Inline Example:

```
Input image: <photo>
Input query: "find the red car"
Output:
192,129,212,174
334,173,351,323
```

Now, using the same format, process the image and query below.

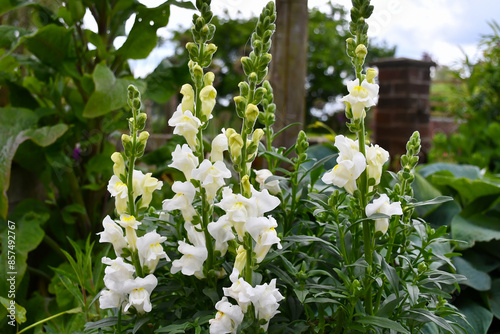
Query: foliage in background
0,0,193,331
429,21,500,173
411,162,500,333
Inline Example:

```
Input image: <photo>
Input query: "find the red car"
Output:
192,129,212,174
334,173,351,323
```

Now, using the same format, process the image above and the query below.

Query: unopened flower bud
252,128,264,144
245,103,259,124
366,68,378,84
225,128,236,140
241,175,251,197
199,85,217,119
355,44,368,60
229,133,243,159
192,64,203,80
121,134,132,151
138,131,150,145
180,84,195,112
136,112,147,131
204,72,215,86
205,43,217,55
111,152,125,178
346,38,356,56
234,96,247,115
132,97,141,110
128,84,140,100
234,245,246,273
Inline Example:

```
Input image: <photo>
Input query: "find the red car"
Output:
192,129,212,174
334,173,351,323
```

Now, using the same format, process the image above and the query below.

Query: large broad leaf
0,0,31,15
83,63,145,118
418,163,482,180
431,175,500,206
451,214,500,249
455,300,493,334
0,108,68,218
0,211,48,298
452,256,491,291
144,59,189,104
412,173,445,217
23,24,76,70
487,279,500,320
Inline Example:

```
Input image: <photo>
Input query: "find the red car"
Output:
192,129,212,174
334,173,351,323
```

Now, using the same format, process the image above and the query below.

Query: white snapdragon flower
137,172,163,208
250,186,281,217
169,144,199,180
366,144,389,185
171,240,207,279
99,289,127,309
192,159,231,202
365,194,403,235
251,279,284,330
208,215,235,255
209,297,244,334
111,152,125,178
255,169,281,195
322,135,367,194
233,245,247,274
98,216,128,256
180,84,195,113
168,104,202,149
246,216,282,263
102,257,135,292
107,175,129,214
184,221,206,248
216,187,257,238
123,274,158,314
162,181,197,221
136,231,169,273
211,130,228,162
223,268,254,312
341,77,379,119
118,215,139,250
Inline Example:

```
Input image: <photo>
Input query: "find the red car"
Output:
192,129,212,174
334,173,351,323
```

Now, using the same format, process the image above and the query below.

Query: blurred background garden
1,0,500,333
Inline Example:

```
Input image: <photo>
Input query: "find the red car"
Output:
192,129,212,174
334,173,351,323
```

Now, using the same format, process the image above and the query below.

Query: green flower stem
245,236,253,285
201,188,214,272
127,109,138,217
17,307,82,334
132,249,144,278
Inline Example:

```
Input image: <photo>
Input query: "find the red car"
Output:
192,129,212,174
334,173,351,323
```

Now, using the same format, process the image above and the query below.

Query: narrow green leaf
357,315,410,334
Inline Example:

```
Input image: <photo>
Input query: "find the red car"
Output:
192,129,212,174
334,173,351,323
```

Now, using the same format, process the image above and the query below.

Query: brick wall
371,58,436,162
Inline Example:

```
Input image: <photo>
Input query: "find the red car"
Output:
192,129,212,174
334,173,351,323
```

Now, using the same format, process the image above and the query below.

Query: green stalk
126,108,138,217
201,188,214,272
18,307,81,333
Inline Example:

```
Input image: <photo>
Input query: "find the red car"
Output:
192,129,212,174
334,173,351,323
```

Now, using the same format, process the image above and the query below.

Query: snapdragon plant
87,0,469,333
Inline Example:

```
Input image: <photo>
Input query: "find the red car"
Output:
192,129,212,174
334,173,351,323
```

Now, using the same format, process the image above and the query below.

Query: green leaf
23,24,76,70
453,256,491,291
83,63,145,118
432,175,500,206
487,279,500,320
357,315,410,334
455,300,493,334
144,59,189,104
419,163,482,180
452,214,500,249
405,308,454,332
0,296,27,324
116,3,171,59
0,211,48,298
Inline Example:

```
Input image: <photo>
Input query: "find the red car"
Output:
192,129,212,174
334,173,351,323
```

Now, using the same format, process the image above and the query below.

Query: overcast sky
86,0,500,77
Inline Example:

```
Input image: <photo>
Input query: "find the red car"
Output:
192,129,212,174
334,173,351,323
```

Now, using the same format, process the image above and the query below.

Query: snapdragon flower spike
223,268,255,313
341,77,379,120
162,181,197,222
365,194,403,235
168,104,202,149
136,231,170,273
123,274,158,314
99,257,135,309
209,297,244,334
169,144,199,180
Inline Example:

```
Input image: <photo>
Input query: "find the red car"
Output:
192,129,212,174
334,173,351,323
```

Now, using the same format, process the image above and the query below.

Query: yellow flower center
352,86,368,98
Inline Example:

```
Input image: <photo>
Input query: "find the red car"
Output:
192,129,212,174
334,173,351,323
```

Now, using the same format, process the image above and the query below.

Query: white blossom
341,78,379,119
123,274,158,314
168,104,202,149
171,240,207,279
192,159,231,202
162,181,197,221
251,279,284,330
169,144,199,180
107,175,129,214
136,231,169,273
98,216,128,256
255,169,281,195
365,194,403,235
223,268,255,312
366,144,389,185
102,257,135,292
209,297,244,334
246,216,282,263
208,215,235,255
99,289,127,309
211,130,228,162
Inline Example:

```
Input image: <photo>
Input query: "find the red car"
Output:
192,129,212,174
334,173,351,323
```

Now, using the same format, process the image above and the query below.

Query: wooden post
270,0,308,150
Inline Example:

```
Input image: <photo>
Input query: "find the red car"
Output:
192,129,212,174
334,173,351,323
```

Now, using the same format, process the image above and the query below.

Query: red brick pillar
371,58,435,162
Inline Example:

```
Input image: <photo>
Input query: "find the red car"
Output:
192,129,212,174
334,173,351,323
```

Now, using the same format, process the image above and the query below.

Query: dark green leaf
453,256,491,291
452,214,500,249
357,315,410,333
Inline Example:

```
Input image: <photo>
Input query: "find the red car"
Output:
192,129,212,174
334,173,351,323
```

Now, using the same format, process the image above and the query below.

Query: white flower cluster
209,269,284,333
98,215,169,313
322,135,389,194
98,153,167,313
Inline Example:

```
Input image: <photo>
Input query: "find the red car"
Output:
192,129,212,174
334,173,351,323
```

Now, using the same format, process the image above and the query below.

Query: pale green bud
111,152,125,178
366,68,377,83
252,128,264,144
245,103,259,124
127,84,140,101
205,43,217,55
234,245,246,274
355,44,368,60
192,64,203,79
180,84,195,112
225,128,236,140
204,72,215,86
229,133,243,159
136,112,147,131
241,175,251,198
138,131,150,145
121,134,132,152
199,85,217,119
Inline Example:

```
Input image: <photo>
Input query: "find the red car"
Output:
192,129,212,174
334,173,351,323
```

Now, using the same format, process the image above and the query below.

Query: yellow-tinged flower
341,78,379,120
245,103,259,123
180,84,195,112
199,85,217,120
365,194,403,236
111,152,125,178
234,245,247,274
168,104,202,149
366,68,378,83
